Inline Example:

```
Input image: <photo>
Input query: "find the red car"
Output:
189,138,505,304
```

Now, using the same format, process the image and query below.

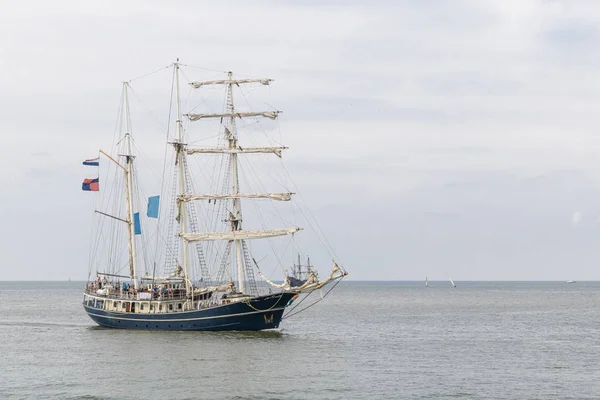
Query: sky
3,0,600,280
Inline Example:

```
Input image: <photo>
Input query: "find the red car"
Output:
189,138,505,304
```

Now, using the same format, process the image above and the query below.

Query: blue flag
133,212,141,235
147,196,160,218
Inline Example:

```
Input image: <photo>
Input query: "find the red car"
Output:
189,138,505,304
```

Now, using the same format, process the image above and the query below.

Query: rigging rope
282,278,343,319
244,293,286,312
179,63,228,74
128,63,172,83
151,70,175,276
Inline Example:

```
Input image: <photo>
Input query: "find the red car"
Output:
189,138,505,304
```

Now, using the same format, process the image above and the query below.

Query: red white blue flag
82,178,99,191
83,157,99,166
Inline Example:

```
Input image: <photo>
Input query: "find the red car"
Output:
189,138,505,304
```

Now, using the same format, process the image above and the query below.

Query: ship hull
83,292,295,331
287,276,307,287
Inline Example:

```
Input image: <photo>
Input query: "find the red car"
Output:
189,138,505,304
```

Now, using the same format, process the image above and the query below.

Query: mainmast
174,61,191,298
123,82,138,289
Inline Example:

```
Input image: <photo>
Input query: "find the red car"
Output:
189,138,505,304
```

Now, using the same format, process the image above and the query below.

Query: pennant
133,212,141,235
82,178,99,191
83,157,100,166
147,196,160,218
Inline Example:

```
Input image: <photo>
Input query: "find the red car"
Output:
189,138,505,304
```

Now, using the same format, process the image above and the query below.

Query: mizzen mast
122,82,138,290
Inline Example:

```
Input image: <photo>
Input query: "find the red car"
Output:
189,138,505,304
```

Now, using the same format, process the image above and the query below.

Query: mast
123,83,138,289
184,71,299,295
174,61,191,298
226,71,246,294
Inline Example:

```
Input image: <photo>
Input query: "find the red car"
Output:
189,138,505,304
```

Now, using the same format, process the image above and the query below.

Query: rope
128,63,172,83
128,86,170,136
244,293,286,312
231,81,346,280
152,68,175,274
179,63,228,74
283,278,343,319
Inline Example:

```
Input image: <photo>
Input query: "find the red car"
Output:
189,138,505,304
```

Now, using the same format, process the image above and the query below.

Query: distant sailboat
449,278,456,288
286,254,316,287
425,277,428,287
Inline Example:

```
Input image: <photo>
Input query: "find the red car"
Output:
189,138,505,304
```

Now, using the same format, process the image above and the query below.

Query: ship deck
83,291,296,331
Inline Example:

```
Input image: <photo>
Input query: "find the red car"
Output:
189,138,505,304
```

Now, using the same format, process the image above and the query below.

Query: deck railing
84,286,187,301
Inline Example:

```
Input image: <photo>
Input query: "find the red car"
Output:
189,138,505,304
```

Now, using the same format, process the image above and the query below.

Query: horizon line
0,279,595,283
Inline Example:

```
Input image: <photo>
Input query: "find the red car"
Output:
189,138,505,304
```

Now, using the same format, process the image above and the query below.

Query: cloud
3,0,600,280
31,151,51,158
572,211,583,226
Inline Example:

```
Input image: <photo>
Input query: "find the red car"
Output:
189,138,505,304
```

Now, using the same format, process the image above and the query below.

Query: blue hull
83,292,295,331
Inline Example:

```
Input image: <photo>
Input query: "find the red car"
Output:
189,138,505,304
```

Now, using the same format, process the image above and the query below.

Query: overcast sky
3,0,600,280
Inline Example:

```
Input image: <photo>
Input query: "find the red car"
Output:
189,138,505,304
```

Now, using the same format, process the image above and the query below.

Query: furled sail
185,111,281,121
256,273,291,289
190,78,273,88
257,262,345,293
298,263,346,291
187,146,287,158
180,228,302,242
179,193,293,202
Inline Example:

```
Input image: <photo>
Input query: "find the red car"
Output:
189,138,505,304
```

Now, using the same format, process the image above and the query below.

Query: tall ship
286,254,316,288
81,61,347,331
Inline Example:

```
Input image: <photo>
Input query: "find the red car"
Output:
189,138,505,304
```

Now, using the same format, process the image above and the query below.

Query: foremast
122,83,138,290
182,72,301,295
226,72,246,294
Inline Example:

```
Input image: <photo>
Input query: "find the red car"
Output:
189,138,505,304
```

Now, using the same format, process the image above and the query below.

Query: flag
83,157,100,166
133,212,141,235
82,178,99,191
147,196,160,218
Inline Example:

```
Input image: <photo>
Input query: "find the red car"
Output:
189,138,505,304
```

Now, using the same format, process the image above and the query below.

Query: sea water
1,281,600,399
